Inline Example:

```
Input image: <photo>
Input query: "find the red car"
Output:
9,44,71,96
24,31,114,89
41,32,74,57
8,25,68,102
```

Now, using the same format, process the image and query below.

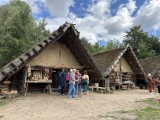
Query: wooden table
25,81,52,95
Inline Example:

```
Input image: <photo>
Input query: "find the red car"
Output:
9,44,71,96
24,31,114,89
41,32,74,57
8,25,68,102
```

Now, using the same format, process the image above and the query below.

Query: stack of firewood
31,71,42,81
43,74,49,81
0,81,11,94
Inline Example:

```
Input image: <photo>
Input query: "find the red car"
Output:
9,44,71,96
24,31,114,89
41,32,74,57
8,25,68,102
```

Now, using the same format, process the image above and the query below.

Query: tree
123,25,156,59
81,37,123,54
105,40,123,51
147,35,160,55
81,37,106,53
0,0,50,68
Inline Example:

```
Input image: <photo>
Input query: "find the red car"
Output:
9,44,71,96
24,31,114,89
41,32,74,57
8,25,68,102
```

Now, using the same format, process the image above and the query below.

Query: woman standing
147,73,154,94
75,70,82,95
82,71,89,97
67,69,76,98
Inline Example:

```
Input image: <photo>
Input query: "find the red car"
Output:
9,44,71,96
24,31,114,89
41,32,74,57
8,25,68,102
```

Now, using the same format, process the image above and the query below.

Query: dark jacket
59,72,67,86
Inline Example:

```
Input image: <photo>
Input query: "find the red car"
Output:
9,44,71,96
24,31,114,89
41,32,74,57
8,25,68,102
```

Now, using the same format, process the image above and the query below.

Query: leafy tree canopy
0,0,50,68
81,38,122,54
123,25,160,59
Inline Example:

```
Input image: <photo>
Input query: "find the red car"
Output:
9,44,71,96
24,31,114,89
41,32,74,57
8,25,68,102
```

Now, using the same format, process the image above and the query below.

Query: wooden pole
119,59,122,82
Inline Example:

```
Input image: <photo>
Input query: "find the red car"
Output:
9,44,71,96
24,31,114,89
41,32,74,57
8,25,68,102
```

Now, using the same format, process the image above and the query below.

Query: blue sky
1,0,160,45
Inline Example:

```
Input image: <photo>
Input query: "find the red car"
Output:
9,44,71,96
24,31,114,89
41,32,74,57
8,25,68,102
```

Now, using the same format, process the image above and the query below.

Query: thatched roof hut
92,45,145,87
0,23,104,94
140,56,160,77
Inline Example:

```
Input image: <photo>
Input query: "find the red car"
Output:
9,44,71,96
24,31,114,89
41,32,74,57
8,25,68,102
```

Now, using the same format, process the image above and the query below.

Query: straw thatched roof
92,45,145,77
140,56,160,76
0,22,103,82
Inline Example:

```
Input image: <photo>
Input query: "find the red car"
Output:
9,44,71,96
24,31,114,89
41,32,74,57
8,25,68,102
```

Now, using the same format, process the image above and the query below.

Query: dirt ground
0,89,159,120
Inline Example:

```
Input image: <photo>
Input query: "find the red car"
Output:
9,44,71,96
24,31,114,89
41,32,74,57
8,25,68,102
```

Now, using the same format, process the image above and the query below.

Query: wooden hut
0,23,103,95
92,45,146,89
140,56,160,78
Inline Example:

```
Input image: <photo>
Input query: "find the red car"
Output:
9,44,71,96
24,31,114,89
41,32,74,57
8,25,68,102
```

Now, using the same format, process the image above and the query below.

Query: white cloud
44,0,74,17
22,0,44,14
87,0,111,18
1,0,160,44
43,0,135,44
134,0,160,31
127,0,137,14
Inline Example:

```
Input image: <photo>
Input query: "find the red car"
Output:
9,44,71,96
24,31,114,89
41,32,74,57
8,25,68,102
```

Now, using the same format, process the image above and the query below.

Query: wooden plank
33,46,41,52
26,81,52,83
2,67,11,75
44,39,51,44
49,35,55,40
52,31,59,36
28,50,35,57
0,73,4,80
11,59,23,67
40,42,47,47
20,55,29,62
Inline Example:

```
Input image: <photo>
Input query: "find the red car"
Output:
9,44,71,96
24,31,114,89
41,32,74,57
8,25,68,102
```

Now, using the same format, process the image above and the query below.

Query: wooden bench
88,86,108,94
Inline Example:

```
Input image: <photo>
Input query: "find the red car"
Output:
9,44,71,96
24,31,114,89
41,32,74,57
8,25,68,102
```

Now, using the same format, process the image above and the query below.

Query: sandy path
0,89,158,120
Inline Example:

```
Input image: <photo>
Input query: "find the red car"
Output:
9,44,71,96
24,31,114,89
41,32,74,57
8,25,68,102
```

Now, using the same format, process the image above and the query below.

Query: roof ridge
140,55,160,61
93,47,125,56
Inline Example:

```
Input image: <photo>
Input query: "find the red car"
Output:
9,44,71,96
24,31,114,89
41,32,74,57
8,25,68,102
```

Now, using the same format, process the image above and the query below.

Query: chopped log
10,90,18,94
2,81,11,85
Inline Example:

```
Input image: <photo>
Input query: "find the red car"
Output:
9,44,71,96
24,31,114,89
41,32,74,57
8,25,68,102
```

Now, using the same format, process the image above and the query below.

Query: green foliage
106,40,123,51
81,37,122,54
123,25,160,59
135,98,160,120
0,0,50,68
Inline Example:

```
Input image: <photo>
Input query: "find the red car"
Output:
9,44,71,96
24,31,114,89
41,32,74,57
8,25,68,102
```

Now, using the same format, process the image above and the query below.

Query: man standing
59,69,66,96
67,69,76,98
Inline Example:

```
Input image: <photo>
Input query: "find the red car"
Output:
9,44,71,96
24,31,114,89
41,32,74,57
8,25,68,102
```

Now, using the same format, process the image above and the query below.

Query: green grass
135,98,160,120
98,114,117,119
98,98,160,120
0,99,8,106
140,98,160,106
0,99,13,107
136,107,160,120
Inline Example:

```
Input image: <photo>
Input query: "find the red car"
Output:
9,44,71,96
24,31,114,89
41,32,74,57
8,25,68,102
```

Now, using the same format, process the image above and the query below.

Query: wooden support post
24,69,28,95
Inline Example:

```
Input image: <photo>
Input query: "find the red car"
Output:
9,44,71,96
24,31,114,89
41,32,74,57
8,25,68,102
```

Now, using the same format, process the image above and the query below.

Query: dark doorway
52,69,61,88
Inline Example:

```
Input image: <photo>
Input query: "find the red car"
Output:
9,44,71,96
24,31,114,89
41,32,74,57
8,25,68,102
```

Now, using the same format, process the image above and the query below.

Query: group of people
147,73,160,95
59,68,89,98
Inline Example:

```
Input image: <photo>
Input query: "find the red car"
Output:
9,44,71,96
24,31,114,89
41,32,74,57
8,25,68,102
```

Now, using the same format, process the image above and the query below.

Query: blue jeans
78,83,82,93
67,83,76,97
